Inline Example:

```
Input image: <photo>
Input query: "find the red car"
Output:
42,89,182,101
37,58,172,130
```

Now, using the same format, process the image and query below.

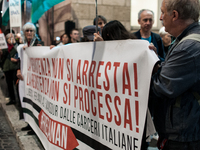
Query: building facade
38,0,131,45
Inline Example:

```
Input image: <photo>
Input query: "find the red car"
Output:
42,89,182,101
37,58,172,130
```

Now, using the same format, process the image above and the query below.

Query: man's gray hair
166,0,200,22
138,9,154,20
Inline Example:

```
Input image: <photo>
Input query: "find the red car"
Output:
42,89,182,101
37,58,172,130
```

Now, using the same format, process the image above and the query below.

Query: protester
81,25,101,42
17,22,44,135
57,33,69,46
133,9,165,61
93,15,107,31
69,28,79,43
151,0,200,149
50,33,69,49
0,33,19,105
159,27,171,54
17,22,44,81
94,20,158,150
94,20,136,41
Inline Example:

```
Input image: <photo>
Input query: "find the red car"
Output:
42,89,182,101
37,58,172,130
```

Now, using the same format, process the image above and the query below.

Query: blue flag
31,0,65,23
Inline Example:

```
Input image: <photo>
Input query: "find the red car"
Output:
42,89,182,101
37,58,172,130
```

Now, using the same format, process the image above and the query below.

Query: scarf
7,43,14,53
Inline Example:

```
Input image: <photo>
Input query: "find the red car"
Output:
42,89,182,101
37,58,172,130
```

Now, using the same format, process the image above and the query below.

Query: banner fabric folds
19,40,158,150
31,0,65,23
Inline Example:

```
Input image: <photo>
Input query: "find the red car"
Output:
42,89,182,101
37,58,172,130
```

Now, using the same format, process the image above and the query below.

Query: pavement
0,107,21,150
0,78,44,150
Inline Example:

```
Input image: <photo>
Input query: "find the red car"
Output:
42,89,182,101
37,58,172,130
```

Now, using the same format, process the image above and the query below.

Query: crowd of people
0,0,200,149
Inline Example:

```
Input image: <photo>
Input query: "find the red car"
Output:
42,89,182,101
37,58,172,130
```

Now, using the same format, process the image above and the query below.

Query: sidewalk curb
0,89,44,150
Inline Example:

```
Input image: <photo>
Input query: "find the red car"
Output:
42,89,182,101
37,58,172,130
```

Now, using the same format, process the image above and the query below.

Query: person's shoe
21,125,31,131
27,130,35,135
6,101,16,105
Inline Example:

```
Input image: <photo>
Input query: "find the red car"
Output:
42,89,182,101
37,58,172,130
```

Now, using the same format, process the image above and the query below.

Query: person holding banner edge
94,20,158,150
150,0,200,149
17,22,44,135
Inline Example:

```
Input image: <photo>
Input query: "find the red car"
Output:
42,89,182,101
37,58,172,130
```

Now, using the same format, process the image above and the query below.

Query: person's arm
17,69,23,80
10,58,18,62
152,42,197,99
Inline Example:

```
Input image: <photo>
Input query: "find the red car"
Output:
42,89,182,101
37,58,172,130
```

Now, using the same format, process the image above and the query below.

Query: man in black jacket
133,9,165,61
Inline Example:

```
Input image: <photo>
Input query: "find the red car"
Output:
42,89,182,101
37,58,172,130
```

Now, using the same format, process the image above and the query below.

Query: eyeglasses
98,22,103,25
26,29,33,32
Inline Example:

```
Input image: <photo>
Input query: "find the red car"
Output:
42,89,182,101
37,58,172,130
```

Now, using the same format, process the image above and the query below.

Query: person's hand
149,43,158,56
10,33,16,44
94,33,104,41
153,63,161,74
37,44,42,46
23,45,28,50
50,45,55,49
11,58,18,62
17,69,23,80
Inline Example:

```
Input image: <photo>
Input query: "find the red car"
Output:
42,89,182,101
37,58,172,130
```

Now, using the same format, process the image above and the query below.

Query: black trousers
4,70,17,102
163,140,200,150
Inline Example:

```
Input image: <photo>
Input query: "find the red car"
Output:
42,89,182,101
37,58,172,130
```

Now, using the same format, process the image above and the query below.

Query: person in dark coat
151,0,200,149
133,9,165,61
0,33,19,105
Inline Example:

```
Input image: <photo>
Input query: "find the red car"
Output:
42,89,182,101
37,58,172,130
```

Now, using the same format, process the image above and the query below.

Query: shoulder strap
173,34,200,107
178,34,200,45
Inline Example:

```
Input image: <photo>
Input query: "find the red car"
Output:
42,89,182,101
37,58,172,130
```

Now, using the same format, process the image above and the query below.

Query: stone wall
71,0,131,36
39,0,131,45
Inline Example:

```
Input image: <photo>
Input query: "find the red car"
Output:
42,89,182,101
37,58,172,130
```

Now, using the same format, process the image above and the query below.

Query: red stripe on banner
38,110,79,150
135,101,139,133
133,63,138,97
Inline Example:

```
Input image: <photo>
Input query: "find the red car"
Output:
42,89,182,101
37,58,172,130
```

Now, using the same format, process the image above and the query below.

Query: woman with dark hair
94,20,157,150
94,20,136,41
94,20,157,53
57,33,69,46
102,20,136,40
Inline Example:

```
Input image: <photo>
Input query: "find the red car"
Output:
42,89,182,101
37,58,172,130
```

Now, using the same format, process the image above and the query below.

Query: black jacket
133,30,165,61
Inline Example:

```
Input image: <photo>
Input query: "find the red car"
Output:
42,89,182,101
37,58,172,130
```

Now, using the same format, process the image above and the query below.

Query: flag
31,0,65,23
2,0,9,26
1,0,24,26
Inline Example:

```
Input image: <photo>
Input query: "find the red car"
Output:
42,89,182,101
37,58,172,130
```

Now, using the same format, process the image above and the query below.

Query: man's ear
138,19,141,25
172,10,179,21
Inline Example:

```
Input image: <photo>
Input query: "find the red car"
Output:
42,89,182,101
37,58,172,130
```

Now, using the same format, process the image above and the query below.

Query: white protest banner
0,33,8,49
9,0,21,27
19,40,158,150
